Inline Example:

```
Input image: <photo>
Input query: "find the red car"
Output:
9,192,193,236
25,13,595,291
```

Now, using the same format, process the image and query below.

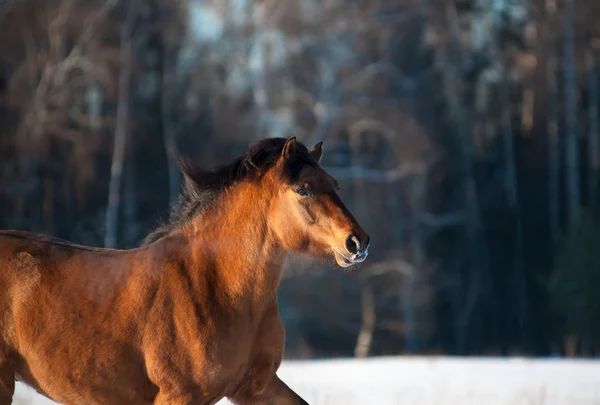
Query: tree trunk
404,176,426,353
104,2,138,248
440,0,489,354
587,48,599,213
348,121,376,355
354,284,375,358
123,142,138,246
160,46,181,205
548,54,560,243
501,66,529,349
564,0,580,225
43,173,54,235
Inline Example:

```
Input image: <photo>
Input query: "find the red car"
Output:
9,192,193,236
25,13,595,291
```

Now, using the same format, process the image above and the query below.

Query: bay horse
0,137,370,405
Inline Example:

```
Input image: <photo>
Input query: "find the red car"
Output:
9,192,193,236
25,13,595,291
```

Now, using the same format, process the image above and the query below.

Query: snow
13,384,58,405
13,356,600,405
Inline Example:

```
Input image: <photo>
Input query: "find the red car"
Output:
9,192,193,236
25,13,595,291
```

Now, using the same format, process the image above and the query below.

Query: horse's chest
146,306,285,396
205,317,285,376
211,323,285,395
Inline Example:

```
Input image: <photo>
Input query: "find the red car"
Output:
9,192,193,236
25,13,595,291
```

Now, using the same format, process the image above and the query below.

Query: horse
0,136,370,405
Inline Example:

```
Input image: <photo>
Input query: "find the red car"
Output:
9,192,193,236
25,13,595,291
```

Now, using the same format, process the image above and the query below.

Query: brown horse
0,137,370,405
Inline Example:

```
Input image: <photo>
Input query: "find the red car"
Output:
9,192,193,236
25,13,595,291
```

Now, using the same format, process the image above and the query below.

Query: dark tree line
1,0,600,359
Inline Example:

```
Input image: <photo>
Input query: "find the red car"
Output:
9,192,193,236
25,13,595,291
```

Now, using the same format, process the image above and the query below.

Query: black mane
142,137,315,245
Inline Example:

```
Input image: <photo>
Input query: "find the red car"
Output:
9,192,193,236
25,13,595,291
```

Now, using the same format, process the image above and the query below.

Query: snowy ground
13,356,600,405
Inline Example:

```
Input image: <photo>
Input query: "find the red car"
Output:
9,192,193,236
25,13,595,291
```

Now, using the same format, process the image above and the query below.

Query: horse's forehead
297,165,334,187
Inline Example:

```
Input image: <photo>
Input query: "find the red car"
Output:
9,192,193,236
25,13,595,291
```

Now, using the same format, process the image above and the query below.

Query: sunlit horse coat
0,137,370,405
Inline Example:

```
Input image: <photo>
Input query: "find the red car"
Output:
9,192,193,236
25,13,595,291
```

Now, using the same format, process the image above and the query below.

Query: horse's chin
333,251,355,268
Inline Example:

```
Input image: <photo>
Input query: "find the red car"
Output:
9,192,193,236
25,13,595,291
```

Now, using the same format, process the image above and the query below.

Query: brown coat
0,137,370,405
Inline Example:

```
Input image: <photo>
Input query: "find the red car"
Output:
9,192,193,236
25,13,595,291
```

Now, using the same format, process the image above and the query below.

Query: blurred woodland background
1,0,600,360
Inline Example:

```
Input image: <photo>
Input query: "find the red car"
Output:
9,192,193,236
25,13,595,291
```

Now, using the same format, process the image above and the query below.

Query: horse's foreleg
0,352,14,405
229,374,309,405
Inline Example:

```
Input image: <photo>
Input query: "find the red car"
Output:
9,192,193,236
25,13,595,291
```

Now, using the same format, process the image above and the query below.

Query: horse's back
0,229,125,342
0,230,158,404
0,230,107,255
0,228,120,277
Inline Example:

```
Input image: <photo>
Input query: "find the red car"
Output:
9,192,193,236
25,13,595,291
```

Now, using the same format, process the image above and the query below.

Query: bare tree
105,0,140,248
564,0,580,225
586,46,599,212
545,0,560,243
354,283,375,358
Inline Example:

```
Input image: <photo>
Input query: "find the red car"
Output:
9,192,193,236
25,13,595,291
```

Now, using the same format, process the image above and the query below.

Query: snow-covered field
13,356,600,405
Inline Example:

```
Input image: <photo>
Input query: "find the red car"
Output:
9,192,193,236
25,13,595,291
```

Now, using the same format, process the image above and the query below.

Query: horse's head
266,137,370,268
143,136,370,268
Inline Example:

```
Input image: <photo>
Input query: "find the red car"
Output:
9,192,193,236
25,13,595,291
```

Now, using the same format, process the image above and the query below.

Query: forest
1,0,600,359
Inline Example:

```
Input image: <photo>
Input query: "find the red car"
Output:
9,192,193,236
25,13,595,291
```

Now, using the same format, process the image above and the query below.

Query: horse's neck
183,184,284,304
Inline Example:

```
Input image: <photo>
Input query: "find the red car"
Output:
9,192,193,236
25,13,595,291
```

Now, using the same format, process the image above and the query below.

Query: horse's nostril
345,235,360,255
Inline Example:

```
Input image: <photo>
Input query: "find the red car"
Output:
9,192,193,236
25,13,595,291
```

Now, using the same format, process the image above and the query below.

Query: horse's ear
309,141,323,163
282,137,297,161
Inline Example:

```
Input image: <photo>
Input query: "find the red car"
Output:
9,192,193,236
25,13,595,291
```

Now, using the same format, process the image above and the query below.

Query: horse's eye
296,186,310,197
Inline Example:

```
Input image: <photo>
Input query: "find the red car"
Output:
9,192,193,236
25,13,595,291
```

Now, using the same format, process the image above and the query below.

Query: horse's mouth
333,248,367,268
